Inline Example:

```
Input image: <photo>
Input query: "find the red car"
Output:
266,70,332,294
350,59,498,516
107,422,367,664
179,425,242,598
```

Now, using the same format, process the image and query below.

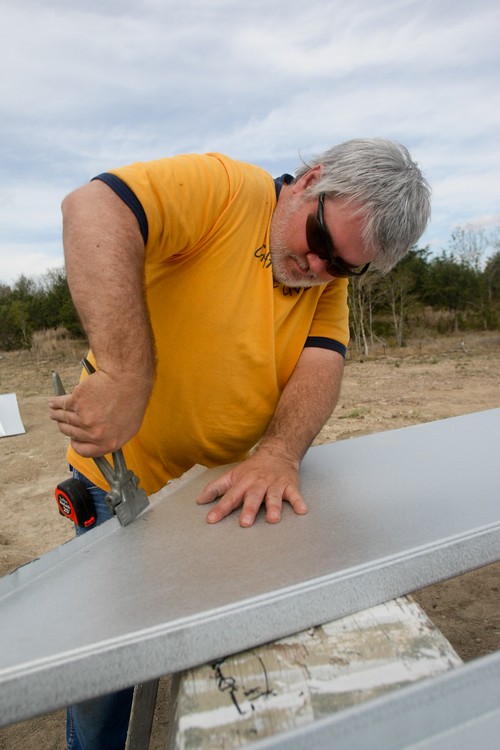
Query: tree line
348,227,500,354
1,228,499,352
0,268,83,351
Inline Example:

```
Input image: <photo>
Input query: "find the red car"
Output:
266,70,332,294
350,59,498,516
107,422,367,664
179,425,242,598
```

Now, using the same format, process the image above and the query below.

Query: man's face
270,174,375,288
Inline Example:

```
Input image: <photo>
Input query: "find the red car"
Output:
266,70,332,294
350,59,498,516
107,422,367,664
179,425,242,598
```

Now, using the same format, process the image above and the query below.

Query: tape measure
55,478,97,528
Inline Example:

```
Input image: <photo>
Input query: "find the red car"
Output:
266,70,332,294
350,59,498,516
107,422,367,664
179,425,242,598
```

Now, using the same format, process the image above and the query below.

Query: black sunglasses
305,193,370,278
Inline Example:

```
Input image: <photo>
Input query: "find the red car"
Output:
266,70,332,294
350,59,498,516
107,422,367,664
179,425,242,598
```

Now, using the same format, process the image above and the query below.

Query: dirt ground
1,331,499,748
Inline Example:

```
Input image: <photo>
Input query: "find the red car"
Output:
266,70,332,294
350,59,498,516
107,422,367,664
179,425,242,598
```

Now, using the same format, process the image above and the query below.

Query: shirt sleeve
92,173,149,243
306,278,350,357
95,154,237,266
304,336,347,357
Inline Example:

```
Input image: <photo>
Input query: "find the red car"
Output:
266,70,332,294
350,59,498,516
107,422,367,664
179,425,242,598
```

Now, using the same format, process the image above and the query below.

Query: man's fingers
239,491,268,527
265,486,307,523
50,369,150,457
196,474,249,523
203,484,307,527
264,493,283,524
196,455,306,527
284,486,308,516
48,394,73,422
50,417,105,458
49,394,115,457
203,485,266,526
205,489,246,524
196,475,232,505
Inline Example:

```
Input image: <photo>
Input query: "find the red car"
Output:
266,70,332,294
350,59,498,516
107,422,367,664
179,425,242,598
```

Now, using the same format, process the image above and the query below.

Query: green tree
484,251,500,301
482,250,500,327
0,267,83,350
422,253,480,331
39,268,82,336
348,273,382,355
447,227,498,328
448,226,489,272
376,247,430,345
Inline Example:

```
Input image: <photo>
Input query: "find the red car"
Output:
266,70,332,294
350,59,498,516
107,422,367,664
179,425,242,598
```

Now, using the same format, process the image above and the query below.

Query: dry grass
29,327,83,360
347,330,500,362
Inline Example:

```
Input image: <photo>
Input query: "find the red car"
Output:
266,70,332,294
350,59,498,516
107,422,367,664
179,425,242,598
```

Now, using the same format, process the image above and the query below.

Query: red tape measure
55,478,96,528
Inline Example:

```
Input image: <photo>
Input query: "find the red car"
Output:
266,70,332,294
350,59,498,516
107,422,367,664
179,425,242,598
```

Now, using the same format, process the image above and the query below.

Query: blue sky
1,0,499,284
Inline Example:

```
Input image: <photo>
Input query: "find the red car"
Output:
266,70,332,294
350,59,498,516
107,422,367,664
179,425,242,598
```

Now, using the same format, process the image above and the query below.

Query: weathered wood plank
168,597,462,749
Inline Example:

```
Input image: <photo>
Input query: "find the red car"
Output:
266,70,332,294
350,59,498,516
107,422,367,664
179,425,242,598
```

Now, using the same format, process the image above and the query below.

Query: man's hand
196,449,308,527
196,347,345,527
54,180,155,458
49,368,151,457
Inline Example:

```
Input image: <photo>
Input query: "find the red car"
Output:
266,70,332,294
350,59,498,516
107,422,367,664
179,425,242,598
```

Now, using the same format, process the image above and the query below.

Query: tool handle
52,371,66,397
53,360,116,485
79,357,126,485
77,355,149,526
81,357,96,376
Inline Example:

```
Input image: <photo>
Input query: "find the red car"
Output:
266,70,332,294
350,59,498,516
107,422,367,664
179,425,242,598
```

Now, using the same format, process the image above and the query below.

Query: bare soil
1,332,499,748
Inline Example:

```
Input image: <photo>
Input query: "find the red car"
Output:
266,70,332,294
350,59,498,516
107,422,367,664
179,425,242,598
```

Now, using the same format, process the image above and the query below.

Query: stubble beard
269,197,326,289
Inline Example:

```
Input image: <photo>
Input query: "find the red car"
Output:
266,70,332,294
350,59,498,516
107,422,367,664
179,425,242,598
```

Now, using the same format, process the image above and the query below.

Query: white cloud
0,182,64,234
0,244,63,286
455,215,500,234
0,0,499,282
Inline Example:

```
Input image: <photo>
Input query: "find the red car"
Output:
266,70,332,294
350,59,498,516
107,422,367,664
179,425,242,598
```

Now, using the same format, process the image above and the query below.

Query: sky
1,0,499,285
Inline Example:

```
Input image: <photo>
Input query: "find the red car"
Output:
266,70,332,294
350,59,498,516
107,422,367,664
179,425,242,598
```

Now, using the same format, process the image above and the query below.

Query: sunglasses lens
306,211,370,278
306,215,331,262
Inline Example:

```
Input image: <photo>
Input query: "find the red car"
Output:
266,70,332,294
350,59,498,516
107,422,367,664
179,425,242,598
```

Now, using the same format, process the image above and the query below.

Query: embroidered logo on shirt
254,244,272,268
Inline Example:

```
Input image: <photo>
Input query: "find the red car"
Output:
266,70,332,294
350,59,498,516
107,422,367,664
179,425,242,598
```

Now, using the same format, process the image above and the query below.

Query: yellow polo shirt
67,153,349,495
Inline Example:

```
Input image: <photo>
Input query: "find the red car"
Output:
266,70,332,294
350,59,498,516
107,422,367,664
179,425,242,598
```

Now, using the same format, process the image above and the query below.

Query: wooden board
168,597,462,749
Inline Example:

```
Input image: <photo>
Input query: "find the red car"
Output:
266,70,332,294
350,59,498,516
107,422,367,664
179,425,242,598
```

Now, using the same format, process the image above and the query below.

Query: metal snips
52,358,149,526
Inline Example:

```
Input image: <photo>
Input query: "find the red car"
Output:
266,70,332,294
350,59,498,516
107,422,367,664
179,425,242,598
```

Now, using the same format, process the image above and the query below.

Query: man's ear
291,164,323,196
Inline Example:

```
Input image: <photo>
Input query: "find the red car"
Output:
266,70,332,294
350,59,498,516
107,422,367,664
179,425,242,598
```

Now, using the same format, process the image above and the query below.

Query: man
50,138,430,748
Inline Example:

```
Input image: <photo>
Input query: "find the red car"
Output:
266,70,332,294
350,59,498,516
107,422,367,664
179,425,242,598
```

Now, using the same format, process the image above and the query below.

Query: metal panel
1,409,499,725
244,649,500,750
0,393,25,437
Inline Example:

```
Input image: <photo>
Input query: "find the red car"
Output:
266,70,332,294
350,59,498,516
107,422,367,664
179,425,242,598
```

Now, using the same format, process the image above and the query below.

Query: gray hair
295,138,431,274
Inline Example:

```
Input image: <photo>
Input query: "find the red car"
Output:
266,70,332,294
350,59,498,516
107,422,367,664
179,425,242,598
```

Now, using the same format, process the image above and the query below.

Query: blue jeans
67,470,134,750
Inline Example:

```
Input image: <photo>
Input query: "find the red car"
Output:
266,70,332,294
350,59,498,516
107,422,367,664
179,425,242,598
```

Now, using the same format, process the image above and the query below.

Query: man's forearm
62,180,155,380
50,180,155,456
255,346,344,464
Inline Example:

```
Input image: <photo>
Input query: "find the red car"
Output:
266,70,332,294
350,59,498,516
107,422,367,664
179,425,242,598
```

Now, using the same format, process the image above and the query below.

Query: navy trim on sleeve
304,336,347,358
91,173,148,244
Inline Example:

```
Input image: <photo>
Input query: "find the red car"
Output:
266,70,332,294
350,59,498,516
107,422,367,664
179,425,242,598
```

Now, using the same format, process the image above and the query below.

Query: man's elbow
61,185,89,221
